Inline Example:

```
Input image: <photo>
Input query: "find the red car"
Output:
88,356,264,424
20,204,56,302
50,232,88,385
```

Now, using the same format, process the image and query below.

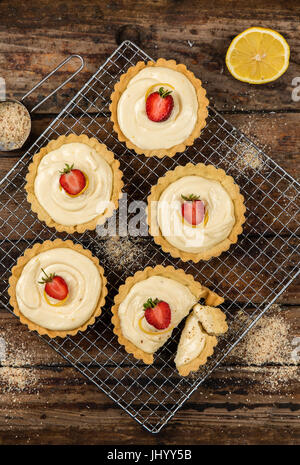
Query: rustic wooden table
0,0,299,445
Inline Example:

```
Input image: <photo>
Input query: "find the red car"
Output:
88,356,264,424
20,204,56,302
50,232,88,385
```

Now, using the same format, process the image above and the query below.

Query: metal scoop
0,55,84,152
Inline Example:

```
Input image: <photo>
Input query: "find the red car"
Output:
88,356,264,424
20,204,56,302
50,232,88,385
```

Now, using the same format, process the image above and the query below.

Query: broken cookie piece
175,304,228,376
193,304,228,336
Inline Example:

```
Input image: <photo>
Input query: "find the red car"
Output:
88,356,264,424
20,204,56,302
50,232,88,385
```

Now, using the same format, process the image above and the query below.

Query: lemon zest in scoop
44,289,69,307
145,82,175,102
138,316,173,335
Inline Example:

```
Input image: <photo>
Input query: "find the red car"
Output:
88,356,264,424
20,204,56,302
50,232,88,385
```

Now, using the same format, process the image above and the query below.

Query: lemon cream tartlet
110,58,208,157
25,134,123,233
8,239,107,338
175,304,228,376
148,163,246,262
118,276,196,355
111,266,223,364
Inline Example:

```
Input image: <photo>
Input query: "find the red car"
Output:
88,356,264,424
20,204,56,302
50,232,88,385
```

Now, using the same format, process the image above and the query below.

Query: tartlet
147,163,246,262
175,304,228,376
111,265,223,364
8,239,107,338
25,133,123,234
110,58,209,158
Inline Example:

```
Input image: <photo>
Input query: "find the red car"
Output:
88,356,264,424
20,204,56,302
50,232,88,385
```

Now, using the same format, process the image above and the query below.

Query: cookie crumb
234,142,265,172
98,236,145,270
232,306,299,391
0,332,38,396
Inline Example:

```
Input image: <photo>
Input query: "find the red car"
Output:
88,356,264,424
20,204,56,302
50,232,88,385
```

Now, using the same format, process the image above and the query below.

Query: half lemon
226,27,290,84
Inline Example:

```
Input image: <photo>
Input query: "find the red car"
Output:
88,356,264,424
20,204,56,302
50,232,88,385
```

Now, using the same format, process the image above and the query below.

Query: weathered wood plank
0,0,299,113
1,112,300,180
0,306,298,366
0,365,298,444
0,0,299,446
1,182,298,241
0,234,299,305
1,113,299,247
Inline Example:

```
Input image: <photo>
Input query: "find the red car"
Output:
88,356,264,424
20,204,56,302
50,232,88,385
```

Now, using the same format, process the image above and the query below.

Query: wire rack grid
0,41,299,433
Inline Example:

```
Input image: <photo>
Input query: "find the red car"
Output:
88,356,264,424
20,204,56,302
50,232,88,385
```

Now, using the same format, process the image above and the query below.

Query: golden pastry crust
176,304,228,376
147,163,246,262
194,304,228,335
177,334,218,377
8,239,107,338
25,134,124,234
111,265,224,364
109,58,209,158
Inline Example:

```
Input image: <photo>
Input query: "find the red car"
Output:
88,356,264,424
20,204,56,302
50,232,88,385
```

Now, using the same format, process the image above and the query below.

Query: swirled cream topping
117,67,198,150
34,142,113,226
174,312,207,368
118,276,197,354
157,175,235,253
16,248,101,331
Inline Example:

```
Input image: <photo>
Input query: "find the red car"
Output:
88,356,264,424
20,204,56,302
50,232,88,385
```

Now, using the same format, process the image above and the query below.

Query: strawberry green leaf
181,194,200,201
59,163,74,175
158,87,172,98
38,268,56,285
143,297,159,310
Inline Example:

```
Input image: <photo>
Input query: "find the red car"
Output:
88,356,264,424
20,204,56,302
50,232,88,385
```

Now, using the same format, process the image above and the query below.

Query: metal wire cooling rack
0,41,299,433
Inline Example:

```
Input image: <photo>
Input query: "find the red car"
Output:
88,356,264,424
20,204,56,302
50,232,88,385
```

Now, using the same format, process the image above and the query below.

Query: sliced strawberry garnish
143,298,171,330
181,194,205,226
39,268,68,301
59,163,86,196
146,87,174,122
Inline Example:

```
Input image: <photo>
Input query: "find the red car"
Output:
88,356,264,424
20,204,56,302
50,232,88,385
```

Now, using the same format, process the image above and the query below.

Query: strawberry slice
143,298,171,330
146,87,174,122
59,163,86,196
39,268,68,301
181,194,205,226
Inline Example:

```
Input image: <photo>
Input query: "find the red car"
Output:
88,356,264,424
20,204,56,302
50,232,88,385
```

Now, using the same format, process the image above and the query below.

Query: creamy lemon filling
117,67,198,150
174,312,207,368
16,248,101,331
118,276,197,354
34,142,113,226
157,175,235,253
